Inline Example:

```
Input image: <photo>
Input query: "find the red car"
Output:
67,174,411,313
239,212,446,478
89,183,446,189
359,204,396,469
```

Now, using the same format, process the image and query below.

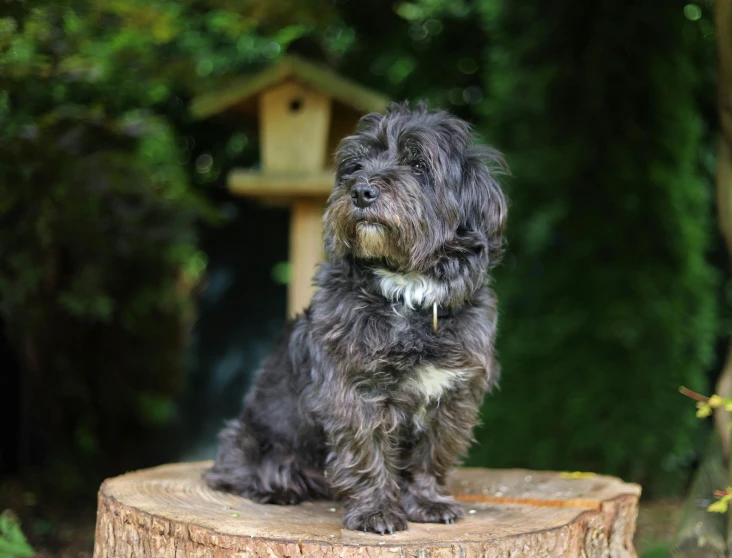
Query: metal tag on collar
433,302,438,333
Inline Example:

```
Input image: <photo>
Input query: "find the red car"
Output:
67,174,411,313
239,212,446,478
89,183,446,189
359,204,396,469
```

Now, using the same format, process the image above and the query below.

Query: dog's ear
460,146,509,264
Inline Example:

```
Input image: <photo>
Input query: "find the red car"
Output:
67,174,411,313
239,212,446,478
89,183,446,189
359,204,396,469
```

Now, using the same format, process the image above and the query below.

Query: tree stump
93,461,640,557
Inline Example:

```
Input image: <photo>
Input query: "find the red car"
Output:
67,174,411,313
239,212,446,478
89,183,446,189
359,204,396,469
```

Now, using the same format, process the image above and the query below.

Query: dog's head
324,102,507,274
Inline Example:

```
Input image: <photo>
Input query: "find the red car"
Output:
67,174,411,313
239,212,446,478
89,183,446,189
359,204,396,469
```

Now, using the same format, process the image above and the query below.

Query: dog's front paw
343,506,408,535
404,499,464,524
248,488,303,505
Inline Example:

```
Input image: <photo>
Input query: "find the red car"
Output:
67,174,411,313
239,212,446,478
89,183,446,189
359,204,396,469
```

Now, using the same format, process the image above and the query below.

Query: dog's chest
355,364,467,401
405,364,468,431
375,269,446,309
404,364,466,401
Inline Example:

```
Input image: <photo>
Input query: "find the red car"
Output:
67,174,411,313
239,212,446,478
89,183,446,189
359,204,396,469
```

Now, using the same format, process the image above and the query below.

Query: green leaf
0,511,35,558
559,471,596,479
271,262,292,285
696,404,712,418
137,392,175,427
707,500,729,513
708,395,723,407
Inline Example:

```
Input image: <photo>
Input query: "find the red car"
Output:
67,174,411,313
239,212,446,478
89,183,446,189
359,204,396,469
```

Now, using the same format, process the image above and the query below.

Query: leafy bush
468,0,718,493
0,0,333,491
0,3,208,489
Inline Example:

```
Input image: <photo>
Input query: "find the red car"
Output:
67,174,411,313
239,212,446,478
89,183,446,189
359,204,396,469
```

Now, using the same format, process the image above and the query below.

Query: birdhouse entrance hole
289,98,303,112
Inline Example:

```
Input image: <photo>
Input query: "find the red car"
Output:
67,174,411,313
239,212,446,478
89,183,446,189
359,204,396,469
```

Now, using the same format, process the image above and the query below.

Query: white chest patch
406,364,466,402
375,269,447,309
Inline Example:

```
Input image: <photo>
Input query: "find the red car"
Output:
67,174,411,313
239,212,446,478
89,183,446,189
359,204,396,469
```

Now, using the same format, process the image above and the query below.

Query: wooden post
93,462,640,557
289,199,326,317
258,82,332,317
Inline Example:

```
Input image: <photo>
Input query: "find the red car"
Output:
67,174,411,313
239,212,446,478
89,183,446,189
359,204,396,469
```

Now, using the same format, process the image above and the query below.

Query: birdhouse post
191,56,389,316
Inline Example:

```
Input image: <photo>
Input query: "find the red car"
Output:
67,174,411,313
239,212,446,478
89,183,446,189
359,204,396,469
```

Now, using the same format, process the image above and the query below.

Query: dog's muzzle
351,182,380,208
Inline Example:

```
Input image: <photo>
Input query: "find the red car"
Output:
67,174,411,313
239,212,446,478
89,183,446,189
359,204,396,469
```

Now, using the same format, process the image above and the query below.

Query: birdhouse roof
190,55,390,120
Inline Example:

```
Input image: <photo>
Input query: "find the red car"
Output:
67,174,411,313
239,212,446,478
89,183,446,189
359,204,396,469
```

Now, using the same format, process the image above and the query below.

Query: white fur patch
407,364,466,402
412,405,428,432
375,269,447,309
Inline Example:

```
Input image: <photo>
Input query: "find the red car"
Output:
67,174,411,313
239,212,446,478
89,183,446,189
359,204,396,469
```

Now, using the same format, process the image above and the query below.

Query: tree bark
715,0,732,462
93,462,640,558
674,434,727,557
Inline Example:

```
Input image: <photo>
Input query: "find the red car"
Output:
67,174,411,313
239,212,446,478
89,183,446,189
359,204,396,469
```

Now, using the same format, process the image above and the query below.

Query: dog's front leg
400,389,482,524
324,401,408,534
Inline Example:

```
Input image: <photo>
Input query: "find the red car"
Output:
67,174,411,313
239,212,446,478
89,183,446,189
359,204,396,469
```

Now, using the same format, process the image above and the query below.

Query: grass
635,499,684,558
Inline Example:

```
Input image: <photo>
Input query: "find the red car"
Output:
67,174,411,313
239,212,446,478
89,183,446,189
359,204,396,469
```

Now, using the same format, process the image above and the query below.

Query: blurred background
0,0,726,556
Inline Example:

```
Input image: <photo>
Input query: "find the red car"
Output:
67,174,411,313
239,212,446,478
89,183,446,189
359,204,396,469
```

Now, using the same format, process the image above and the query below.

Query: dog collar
392,297,460,332
396,299,458,332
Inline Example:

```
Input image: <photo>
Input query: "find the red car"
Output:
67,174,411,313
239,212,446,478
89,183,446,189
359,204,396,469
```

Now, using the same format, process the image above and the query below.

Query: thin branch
679,386,710,404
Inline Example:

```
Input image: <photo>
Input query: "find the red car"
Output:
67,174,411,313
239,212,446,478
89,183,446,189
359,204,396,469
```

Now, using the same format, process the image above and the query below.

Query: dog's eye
343,162,363,175
412,160,427,174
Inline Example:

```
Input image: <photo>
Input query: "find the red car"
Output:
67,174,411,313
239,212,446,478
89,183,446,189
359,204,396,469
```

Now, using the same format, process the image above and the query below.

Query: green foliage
0,107,204,487
0,511,34,558
638,543,672,558
468,0,718,493
0,1,319,109
0,0,294,489
329,0,488,117
394,0,471,21
0,0,346,491
271,262,292,285
707,494,732,513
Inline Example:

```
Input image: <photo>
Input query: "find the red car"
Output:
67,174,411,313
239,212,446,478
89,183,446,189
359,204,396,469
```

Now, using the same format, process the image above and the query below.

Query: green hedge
468,0,718,493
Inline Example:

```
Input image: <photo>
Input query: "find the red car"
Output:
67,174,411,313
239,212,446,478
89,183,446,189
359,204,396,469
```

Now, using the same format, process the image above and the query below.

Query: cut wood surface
93,461,640,557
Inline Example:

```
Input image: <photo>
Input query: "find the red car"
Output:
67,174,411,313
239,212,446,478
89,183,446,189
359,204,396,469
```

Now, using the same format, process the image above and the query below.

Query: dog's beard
355,222,390,259
325,194,410,265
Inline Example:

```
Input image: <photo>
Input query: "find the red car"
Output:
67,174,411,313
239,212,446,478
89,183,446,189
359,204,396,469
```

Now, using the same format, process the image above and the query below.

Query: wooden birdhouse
191,56,389,316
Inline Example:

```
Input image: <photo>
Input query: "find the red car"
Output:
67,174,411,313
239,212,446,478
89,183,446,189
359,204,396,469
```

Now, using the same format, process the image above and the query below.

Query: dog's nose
351,183,380,208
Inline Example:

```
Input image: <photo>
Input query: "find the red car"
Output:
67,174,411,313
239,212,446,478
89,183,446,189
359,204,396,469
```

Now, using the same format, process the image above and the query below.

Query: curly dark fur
204,102,508,534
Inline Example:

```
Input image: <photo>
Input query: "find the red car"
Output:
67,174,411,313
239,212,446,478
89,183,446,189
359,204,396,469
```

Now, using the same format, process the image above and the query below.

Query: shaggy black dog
204,102,508,535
